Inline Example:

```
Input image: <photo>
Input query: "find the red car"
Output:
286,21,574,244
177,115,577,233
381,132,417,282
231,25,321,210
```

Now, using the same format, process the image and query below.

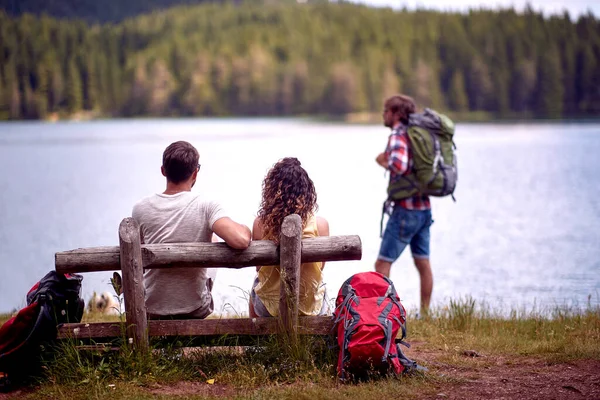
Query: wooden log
57,316,333,339
279,214,302,340
300,236,362,263
119,218,149,352
58,322,123,339
55,236,361,274
76,345,120,352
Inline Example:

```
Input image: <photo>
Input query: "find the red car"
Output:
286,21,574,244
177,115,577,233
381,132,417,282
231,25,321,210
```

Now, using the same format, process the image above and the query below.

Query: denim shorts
378,206,433,262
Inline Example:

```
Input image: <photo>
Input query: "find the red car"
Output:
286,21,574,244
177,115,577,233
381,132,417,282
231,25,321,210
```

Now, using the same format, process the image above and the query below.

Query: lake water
1,119,599,316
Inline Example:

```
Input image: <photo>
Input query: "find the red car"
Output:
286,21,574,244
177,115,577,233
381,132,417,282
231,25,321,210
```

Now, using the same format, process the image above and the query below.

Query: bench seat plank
57,316,334,339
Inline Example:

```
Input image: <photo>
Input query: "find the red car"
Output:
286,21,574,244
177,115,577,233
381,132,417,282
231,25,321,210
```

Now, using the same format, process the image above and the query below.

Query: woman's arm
316,216,329,270
252,217,264,272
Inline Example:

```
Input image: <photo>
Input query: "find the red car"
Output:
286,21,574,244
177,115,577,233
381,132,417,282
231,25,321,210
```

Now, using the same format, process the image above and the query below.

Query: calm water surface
0,119,599,315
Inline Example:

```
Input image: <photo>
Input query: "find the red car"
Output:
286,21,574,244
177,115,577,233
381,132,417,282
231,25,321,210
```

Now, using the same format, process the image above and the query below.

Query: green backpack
387,108,457,201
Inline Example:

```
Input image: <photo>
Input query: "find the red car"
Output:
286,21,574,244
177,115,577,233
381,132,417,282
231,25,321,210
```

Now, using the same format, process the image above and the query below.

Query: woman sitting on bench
249,157,330,318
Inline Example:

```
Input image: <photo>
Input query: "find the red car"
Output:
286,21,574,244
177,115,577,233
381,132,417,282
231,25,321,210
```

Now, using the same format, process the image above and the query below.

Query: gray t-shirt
132,192,226,316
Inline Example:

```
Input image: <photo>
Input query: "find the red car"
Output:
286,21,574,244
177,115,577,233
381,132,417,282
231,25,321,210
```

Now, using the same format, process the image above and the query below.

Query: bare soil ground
407,342,600,400
428,358,600,399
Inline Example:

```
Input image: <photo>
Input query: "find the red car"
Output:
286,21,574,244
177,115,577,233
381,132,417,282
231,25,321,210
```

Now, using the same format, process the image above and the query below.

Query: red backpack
333,272,416,381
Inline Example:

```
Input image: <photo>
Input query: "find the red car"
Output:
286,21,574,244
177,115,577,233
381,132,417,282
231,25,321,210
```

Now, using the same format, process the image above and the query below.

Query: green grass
0,313,12,325
6,299,600,399
29,376,442,400
412,297,600,363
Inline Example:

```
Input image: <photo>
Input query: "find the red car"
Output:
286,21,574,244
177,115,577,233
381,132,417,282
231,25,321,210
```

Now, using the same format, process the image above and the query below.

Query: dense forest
0,2,599,120
0,0,215,23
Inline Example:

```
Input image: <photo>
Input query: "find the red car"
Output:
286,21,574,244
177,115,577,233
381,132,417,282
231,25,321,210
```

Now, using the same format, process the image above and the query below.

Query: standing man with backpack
375,95,434,315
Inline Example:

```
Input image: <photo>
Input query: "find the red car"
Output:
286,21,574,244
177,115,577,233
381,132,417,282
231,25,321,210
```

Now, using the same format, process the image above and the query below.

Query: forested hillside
0,0,214,23
0,2,598,120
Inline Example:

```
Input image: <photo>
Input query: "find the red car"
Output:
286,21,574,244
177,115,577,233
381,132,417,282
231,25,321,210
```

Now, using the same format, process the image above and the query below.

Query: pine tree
325,62,362,115
182,54,215,116
127,60,149,116
448,70,469,112
66,58,83,113
229,57,251,114
48,62,64,113
23,80,37,119
84,56,98,110
511,60,537,113
95,54,110,111
247,46,277,115
362,49,384,112
466,57,493,111
35,63,49,119
106,49,122,114
291,61,309,115
9,80,21,120
408,58,433,108
380,65,400,105
535,45,564,119
147,59,174,116
5,63,21,120
576,45,599,115
277,66,294,115
210,56,231,115
0,75,8,119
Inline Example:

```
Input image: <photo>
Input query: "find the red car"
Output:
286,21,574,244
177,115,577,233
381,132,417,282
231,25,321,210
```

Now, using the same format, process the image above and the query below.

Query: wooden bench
55,214,362,351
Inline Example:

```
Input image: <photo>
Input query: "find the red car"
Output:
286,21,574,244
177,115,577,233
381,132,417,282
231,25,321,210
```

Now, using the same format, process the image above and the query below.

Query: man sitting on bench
132,141,251,320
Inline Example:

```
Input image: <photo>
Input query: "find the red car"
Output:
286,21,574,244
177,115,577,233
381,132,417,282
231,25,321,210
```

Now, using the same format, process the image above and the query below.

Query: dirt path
428,358,600,399
407,342,600,400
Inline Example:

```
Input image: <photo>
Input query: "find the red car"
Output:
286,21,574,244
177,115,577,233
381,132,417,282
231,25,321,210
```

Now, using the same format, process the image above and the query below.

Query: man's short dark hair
385,95,416,124
162,141,199,184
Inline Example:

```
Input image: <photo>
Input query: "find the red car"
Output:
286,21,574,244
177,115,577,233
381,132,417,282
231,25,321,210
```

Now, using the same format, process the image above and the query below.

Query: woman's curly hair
258,158,318,243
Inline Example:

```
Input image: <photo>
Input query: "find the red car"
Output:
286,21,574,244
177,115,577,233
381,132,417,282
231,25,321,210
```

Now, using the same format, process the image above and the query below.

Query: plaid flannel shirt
386,124,431,210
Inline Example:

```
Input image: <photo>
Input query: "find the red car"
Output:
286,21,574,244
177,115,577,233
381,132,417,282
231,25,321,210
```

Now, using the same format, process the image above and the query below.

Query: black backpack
0,271,84,380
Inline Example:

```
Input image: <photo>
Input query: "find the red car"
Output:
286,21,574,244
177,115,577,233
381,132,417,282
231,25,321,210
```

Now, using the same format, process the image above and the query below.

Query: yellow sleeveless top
254,215,325,317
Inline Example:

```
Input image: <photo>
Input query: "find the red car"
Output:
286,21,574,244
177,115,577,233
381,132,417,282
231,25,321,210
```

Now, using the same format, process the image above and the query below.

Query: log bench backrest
55,215,362,351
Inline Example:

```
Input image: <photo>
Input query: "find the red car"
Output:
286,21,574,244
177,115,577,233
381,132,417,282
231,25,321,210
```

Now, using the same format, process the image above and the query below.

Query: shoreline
1,114,600,125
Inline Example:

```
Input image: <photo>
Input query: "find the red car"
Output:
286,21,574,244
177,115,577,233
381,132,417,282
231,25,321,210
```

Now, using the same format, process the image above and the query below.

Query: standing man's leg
375,259,392,277
410,210,433,314
413,257,433,312
375,206,410,277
